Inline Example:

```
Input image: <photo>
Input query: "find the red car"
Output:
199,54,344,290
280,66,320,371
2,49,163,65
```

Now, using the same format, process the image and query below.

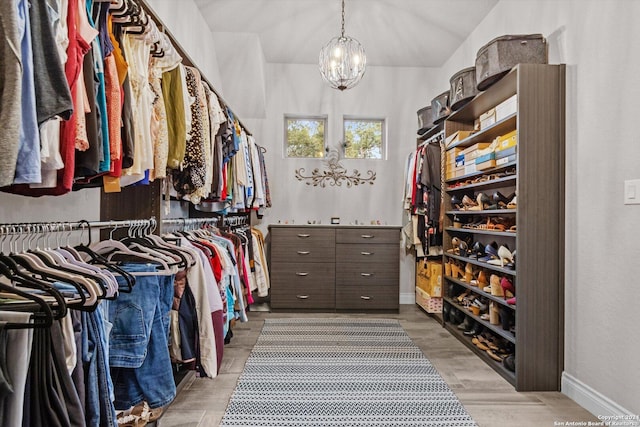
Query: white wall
252,63,440,302
146,0,224,93
436,0,640,416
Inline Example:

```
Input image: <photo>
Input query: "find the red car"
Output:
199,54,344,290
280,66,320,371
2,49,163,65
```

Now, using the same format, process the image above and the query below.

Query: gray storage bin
449,66,478,111
475,34,547,90
431,91,450,125
417,106,434,135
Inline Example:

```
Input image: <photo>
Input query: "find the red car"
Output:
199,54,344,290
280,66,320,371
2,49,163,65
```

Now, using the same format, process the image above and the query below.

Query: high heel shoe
506,194,517,209
445,261,452,277
489,274,504,297
479,241,499,262
458,241,469,257
462,195,478,210
450,262,462,279
464,262,473,283
470,241,485,259
487,245,514,267
493,191,515,209
476,270,488,287
451,195,463,210
500,277,515,298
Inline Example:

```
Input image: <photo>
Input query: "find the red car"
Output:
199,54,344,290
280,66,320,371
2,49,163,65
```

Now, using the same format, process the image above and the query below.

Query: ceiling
194,0,499,68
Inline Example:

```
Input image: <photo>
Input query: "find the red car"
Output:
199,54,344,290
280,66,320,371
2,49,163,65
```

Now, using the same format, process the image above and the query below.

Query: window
285,116,326,158
343,118,385,159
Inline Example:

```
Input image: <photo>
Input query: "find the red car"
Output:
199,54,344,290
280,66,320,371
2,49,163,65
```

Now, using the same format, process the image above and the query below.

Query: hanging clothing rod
136,0,252,136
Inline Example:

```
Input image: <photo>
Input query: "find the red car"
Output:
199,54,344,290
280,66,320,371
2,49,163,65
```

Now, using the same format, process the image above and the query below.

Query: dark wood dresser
268,225,401,311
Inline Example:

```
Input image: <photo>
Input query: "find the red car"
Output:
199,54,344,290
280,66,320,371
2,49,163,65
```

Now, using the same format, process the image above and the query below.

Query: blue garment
83,305,117,427
107,264,176,410
14,0,42,185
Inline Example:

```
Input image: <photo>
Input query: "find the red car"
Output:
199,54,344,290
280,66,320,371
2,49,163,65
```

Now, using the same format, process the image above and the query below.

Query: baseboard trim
562,372,635,417
400,292,415,305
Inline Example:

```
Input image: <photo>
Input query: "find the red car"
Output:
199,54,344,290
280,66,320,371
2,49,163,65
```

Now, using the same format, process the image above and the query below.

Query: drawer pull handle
360,273,373,277
297,234,311,238
296,295,309,299
297,251,310,255
360,296,371,300
296,272,309,276
361,234,374,239
360,251,374,256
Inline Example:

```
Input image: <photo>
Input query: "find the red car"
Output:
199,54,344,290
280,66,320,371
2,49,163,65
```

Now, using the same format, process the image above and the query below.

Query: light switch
624,179,640,205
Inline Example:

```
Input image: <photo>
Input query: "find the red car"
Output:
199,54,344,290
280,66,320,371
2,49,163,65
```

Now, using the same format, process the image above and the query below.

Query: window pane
344,119,383,159
285,118,325,158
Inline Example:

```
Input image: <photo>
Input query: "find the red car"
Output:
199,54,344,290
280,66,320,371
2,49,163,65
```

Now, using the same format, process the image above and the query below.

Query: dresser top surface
268,224,402,230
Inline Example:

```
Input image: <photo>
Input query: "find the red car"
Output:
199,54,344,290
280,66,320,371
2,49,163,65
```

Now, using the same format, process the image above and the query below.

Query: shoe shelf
444,161,517,185
446,114,517,150
445,227,515,238
444,296,516,344
446,275,515,310
445,253,516,277
446,175,517,192
445,209,516,216
439,64,565,391
443,322,516,385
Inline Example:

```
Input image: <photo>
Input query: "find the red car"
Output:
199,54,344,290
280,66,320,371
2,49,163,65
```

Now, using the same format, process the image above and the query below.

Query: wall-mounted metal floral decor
295,148,376,188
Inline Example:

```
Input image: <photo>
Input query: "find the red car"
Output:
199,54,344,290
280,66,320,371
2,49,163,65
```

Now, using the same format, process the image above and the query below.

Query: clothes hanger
116,221,181,269
71,222,135,292
0,276,55,330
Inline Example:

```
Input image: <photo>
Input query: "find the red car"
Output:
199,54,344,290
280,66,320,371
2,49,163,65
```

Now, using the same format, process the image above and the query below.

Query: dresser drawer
270,228,336,263
335,262,399,287
335,285,399,310
270,262,335,290
270,285,335,309
335,228,399,244
336,243,397,263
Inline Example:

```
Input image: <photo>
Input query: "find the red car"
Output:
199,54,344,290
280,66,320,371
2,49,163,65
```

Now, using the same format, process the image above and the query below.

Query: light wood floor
159,305,598,427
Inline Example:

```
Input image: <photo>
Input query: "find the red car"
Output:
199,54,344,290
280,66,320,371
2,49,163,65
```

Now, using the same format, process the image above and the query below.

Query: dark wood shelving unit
446,276,515,309
444,322,516,385
441,64,565,392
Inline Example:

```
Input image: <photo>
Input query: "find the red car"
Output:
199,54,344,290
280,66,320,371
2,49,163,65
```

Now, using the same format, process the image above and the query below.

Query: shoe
464,262,473,282
486,349,508,362
445,261,452,277
476,270,489,288
442,303,451,323
507,194,517,209
470,241,485,259
451,195,463,210
487,245,514,267
500,277,515,297
500,307,512,331
493,191,515,209
503,354,515,372
462,195,478,210
489,274,504,297
472,337,489,351
459,240,469,257
479,241,499,262
489,302,500,325
463,321,483,336
450,262,462,279
457,316,474,331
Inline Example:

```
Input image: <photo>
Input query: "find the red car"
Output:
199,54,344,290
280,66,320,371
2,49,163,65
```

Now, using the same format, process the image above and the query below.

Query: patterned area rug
221,318,477,426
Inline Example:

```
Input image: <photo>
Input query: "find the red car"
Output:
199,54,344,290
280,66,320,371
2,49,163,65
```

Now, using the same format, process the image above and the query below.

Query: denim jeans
107,264,176,410
83,306,117,427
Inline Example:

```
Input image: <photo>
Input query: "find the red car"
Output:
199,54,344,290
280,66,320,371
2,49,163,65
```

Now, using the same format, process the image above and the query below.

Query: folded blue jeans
107,263,176,409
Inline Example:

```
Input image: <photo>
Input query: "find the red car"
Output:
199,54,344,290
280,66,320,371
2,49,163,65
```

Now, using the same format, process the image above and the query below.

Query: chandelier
318,0,367,91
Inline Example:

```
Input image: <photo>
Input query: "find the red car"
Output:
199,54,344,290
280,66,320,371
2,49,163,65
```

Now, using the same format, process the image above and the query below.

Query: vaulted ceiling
193,0,499,68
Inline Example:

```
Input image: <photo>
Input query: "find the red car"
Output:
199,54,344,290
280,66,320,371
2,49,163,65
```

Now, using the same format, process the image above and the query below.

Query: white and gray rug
221,318,477,426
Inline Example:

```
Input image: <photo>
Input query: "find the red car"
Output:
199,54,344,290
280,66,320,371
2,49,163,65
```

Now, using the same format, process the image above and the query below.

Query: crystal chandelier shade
318,0,366,91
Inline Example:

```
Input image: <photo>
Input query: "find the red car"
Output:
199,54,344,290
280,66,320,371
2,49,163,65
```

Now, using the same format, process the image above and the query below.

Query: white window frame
284,115,328,158
342,116,386,160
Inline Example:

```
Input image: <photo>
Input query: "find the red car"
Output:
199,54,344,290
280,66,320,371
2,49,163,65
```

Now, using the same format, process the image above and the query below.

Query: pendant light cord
341,0,345,38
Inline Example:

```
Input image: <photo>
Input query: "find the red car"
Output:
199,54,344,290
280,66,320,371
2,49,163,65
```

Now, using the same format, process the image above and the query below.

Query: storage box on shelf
441,63,565,392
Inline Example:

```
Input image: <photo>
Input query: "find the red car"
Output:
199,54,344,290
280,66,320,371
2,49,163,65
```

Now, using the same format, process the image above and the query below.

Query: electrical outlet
624,179,640,205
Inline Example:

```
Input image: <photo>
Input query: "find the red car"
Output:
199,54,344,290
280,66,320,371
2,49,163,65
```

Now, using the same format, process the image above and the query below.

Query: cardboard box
455,167,466,177
476,159,497,170
479,108,496,129
416,260,442,297
497,130,518,150
415,288,443,313
445,130,475,148
462,142,491,163
496,154,516,166
464,163,477,175
455,154,465,167
496,145,516,159
496,94,517,121
475,152,496,164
